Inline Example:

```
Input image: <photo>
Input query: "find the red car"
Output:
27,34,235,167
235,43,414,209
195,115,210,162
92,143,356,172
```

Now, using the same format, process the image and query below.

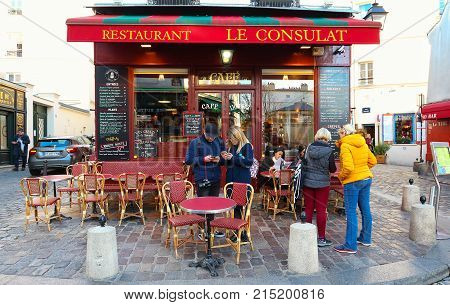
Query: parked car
28,136,94,176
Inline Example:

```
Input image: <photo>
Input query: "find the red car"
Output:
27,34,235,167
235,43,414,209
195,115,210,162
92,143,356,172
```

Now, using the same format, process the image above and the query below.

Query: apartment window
5,33,23,57
8,0,22,15
7,73,21,83
359,62,373,85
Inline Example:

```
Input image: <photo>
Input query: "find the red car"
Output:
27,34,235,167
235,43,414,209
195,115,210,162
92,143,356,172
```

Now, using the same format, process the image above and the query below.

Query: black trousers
197,181,221,197
13,153,27,169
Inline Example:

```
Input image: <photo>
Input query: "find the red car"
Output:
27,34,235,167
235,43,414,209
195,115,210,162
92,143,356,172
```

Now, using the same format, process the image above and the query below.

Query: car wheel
29,169,41,176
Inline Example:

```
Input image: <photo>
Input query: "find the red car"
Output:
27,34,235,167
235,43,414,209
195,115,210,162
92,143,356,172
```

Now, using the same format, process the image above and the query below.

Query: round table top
41,174,73,182
180,197,235,215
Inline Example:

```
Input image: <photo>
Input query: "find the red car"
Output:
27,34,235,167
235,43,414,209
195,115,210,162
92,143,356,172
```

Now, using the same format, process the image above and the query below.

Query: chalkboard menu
134,128,158,158
183,112,203,137
318,67,350,157
95,66,130,160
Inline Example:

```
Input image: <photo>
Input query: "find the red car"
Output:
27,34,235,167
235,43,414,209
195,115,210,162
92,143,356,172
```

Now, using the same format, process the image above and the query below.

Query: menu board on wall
95,66,130,161
318,67,350,157
183,112,203,137
134,128,158,158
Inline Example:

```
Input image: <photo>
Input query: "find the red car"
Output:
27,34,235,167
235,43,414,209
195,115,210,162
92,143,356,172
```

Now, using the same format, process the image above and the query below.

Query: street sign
362,107,371,113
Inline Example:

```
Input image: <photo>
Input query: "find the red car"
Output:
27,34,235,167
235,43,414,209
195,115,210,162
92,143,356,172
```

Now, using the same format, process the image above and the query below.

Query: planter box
376,155,386,164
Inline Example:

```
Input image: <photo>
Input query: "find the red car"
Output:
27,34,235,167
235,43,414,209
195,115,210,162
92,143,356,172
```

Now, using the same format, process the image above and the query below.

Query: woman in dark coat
222,127,254,242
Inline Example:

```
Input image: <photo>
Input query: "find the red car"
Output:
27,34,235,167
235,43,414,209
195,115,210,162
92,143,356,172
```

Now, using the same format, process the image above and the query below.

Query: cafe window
262,69,314,160
359,62,373,85
196,70,252,86
394,113,415,144
134,69,188,158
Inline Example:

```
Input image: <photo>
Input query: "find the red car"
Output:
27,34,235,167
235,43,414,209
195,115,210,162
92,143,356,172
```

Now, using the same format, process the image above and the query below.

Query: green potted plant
373,143,391,164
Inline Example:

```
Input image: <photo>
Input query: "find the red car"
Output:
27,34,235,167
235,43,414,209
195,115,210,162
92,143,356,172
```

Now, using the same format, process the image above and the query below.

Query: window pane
198,92,222,135
228,92,252,142
134,73,188,158
394,114,414,144
262,71,314,160
0,115,7,150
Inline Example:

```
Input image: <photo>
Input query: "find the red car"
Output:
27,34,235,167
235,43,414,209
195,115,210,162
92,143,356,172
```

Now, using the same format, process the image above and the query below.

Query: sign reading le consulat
101,27,349,43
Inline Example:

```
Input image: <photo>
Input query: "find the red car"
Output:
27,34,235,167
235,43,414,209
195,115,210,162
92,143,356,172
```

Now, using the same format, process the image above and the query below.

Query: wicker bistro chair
162,180,205,258
266,169,297,220
79,173,109,226
20,178,62,231
156,173,184,225
118,172,146,226
58,163,88,210
210,182,255,264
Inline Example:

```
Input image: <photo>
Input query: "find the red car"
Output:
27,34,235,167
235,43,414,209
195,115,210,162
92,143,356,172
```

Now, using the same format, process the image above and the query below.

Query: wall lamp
219,49,234,65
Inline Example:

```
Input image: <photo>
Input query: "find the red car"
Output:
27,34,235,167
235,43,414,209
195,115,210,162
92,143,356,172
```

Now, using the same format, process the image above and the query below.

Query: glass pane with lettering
198,92,222,136
197,71,252,86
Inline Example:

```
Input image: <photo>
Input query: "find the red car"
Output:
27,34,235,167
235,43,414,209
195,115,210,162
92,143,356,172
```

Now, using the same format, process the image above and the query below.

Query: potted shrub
373,143,391,164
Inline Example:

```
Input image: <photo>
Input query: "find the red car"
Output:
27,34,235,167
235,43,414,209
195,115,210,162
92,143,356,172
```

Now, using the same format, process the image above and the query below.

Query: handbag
250,158,259,178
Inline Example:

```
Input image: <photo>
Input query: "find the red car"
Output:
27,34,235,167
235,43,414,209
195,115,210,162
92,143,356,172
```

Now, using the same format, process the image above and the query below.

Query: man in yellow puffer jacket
334,124,377,254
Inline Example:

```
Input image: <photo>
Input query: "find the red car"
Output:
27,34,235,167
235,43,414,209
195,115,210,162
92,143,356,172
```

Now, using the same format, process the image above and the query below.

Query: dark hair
274,146,285,157
18,128,24,132
297,144,306,154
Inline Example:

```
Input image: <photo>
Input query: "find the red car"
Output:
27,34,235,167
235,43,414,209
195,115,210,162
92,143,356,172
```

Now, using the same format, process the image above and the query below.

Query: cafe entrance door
196,90,255,185
195,90,254,143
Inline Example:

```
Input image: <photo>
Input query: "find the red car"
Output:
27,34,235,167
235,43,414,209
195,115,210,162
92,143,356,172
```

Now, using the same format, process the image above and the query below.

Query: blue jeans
343,178,373,250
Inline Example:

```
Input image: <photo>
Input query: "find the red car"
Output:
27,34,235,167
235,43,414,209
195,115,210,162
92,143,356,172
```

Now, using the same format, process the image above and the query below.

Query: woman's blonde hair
228,127,250,153
314,128,332,142
341,124,356,136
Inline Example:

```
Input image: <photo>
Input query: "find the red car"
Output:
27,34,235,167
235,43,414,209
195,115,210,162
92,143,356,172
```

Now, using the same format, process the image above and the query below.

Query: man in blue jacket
185,123,225,197
12,128,30,171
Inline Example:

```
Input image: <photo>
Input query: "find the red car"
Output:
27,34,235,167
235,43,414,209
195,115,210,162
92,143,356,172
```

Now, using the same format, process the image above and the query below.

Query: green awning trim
176,16,213,25
306,17,348,26
103,15,148,24
243,16,280,25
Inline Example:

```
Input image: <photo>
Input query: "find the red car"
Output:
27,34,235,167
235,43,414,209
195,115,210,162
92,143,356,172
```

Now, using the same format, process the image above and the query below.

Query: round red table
41,174,73,220
179,197,235,277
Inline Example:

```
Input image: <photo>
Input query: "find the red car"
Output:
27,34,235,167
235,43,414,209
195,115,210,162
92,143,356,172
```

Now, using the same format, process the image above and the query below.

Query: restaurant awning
421,101,450,120
66,15,381,44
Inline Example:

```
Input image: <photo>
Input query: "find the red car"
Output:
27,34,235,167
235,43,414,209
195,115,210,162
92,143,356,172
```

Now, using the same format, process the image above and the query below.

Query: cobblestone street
0,164,448,283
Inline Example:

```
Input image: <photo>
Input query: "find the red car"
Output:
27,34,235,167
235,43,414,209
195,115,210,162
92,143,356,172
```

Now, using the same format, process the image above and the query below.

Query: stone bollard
288,212,320,274
402,178,420,212
86,215,119,281
409,196,436,245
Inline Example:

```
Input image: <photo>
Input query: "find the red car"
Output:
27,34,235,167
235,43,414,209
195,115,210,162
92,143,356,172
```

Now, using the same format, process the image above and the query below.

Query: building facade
67,2,381,162
351,0,441,166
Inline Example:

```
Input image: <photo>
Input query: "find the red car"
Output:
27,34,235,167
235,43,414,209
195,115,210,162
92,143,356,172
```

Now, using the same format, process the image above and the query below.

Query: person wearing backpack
302,128,337,247
222,127,254,242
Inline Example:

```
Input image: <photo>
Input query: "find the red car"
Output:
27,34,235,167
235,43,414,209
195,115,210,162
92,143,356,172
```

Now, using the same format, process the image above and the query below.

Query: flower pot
376,154,386,164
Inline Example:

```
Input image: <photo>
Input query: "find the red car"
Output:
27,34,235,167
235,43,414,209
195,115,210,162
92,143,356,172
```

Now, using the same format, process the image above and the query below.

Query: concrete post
86,217,119,281
409,196,436,245
402,179,420,212
288,222,320,274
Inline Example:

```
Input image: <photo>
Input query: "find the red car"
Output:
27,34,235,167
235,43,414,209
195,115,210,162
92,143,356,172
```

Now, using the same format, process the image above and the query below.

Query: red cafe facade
66,3,381,162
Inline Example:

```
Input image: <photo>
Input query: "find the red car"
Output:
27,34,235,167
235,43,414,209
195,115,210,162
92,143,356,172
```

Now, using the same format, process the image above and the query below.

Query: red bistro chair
79,173,109,226
210,182,254,264
118,172,146,226
155,173,184,225
266,169,297,220
20,177,61,231
162,180,205,258
58,163,88,210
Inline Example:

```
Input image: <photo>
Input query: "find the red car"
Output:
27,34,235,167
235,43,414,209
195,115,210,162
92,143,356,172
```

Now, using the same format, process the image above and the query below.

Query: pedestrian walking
302,128,337,247
334,124,377,254
222,127,254,242
11,128,30,171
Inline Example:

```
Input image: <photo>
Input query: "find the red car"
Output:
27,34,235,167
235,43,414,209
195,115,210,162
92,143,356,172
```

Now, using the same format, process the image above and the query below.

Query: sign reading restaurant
68,25,380,44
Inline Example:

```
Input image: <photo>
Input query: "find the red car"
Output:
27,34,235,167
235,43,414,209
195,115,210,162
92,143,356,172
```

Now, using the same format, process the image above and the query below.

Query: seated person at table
258,147,274,190
272,147,285,170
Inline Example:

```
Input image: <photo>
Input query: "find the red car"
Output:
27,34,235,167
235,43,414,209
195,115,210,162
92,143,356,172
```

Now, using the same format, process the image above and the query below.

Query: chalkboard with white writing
95,66,130,161
183,112,203,137
318,67,350,158
134,128,158,158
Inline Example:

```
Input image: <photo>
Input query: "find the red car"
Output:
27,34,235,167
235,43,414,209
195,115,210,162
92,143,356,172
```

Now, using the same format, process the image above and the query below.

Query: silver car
28,136,93,176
